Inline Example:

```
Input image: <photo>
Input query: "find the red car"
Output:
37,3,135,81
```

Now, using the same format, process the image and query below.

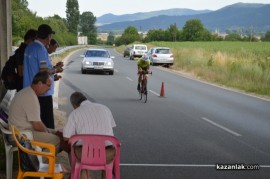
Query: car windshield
85,50,109,58
135,46,146,50
156,49,171,54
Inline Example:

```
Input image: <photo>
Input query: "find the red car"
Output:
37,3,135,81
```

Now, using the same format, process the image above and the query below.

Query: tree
87,32,97,45
114,36,122,46
11,0,77,46
120,26,140,45
182,19,211,41
166,23,179,41
80,11,97,44
107,32,115,45
225,33,242,41
262,31,270,41
144,29,166,42
45,16,77,45
80,11,96,35
66,0,80,34
12,0,39,44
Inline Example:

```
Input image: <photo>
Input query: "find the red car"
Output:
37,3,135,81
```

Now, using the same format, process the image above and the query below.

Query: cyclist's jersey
137,59,150,70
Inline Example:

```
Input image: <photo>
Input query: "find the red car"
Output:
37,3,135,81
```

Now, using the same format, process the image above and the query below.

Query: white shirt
63,100,116,139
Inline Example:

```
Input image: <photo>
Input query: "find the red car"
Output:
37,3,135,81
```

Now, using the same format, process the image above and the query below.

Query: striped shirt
63,100,116,139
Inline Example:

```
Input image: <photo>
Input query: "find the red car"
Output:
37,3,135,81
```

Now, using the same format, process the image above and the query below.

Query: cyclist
137,54,151,91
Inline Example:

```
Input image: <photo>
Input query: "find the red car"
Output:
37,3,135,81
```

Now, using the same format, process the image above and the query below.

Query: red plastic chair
69,134,121,179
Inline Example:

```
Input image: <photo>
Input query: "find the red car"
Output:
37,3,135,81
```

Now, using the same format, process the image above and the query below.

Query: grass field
117,41,270,97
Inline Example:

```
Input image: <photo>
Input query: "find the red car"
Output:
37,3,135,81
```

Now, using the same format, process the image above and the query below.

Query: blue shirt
23,40,54,96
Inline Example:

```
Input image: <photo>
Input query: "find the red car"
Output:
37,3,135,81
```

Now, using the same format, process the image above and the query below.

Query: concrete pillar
0,0,12,98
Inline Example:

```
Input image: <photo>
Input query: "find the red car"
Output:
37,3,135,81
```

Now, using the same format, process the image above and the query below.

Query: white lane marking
149,90,159,96
202,117,242,137
120,163,270,168
260,165,270,168
120,164,214,167
126,77,133,81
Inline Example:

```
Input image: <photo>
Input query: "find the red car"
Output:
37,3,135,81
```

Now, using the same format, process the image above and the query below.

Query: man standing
46,38,59,54
46,39,63,81
14,29,37,92
23,24,63,129
9,71,60,151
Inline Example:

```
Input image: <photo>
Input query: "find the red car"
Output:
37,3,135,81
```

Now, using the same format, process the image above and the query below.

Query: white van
130,44,147,60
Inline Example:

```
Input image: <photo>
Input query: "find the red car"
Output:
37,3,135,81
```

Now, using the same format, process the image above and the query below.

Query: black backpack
1,54,18,90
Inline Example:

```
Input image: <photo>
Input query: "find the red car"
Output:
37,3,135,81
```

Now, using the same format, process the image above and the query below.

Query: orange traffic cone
160,82,165,97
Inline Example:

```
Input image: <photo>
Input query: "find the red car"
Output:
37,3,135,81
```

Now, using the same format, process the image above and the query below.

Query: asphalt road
58,48,270,179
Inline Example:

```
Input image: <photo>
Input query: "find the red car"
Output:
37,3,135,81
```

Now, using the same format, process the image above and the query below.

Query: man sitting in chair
62,92,116,179
8,71,60,151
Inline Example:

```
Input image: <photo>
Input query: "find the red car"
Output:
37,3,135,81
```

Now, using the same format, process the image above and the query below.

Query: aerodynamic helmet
142,54,149,61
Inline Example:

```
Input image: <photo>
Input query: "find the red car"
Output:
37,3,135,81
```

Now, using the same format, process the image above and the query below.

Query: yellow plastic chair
11,125,64,179
0,118,34,179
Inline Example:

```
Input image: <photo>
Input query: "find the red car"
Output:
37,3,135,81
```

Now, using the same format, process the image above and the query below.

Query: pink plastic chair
69,134,121,179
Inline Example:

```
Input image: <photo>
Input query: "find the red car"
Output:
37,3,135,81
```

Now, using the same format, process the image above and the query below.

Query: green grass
116,41,270,97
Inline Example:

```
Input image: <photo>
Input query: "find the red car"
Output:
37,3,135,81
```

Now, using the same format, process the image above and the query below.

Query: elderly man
8,71,60,150
62,91,116,179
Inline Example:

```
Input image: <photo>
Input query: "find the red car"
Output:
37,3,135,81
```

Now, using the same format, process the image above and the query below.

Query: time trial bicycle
138,70,152,103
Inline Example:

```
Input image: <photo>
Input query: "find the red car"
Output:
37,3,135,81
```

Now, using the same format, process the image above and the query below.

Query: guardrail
12,45,87,56
12,45,90,58
50,45,87,57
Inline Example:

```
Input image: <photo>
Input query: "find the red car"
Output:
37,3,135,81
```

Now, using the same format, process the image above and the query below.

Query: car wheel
109,71,114,75
81,68,86,74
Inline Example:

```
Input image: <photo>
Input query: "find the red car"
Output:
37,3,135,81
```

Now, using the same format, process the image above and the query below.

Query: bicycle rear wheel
139,81,144,100
139,90,143,100
143,91,147,103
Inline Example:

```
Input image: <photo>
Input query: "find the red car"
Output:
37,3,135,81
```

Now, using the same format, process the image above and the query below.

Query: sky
27,0,270,18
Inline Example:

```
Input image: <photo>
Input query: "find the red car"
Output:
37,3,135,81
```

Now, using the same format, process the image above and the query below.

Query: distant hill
96,8,211,25
97,3,270,33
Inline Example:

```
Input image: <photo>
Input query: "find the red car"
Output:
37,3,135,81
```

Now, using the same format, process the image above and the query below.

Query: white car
81,49,114,75
130,44,148,60
147,47,174,66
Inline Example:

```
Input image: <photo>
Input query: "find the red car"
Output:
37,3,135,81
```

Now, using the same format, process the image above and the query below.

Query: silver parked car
147,47,174,66
81,49,114,75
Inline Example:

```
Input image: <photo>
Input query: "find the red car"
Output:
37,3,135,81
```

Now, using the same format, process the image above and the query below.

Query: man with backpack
15,29,37,91
1,29,37,91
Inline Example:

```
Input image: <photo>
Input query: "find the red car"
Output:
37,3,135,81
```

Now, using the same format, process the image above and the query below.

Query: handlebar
138,70,152,75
